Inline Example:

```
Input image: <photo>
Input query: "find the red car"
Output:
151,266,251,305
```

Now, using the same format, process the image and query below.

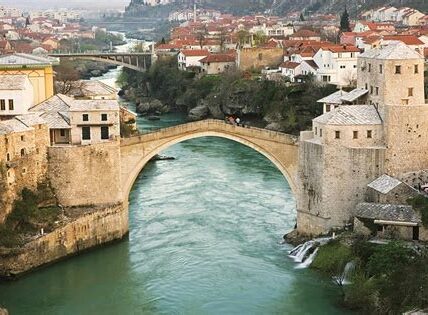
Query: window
258,53,263,60
326,104,331,112
82,126,91,140
20,135,24,141
101,126,109,140
367,130,372,138
314,127,317,135
375,87,379,96
8,100,13,110
0,100,5,110
101,113,108,121
340,65,346,69
60,129,65,137
20,148,25,157
365,83,368,90
370,86,373,94
6,153,10,161
335,131,340,139
415,65,419,74
368,63,371,72
395,65,401,74
353,131,358,139
320,129,323,137
408,88,414,97
82,114,89,122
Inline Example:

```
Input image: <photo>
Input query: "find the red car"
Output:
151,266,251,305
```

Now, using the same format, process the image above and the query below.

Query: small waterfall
295,248,319,269
333,261,355,285
288,237,331,269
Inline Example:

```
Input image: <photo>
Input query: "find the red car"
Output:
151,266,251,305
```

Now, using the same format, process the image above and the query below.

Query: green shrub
311,240,353,275
407,195,428,227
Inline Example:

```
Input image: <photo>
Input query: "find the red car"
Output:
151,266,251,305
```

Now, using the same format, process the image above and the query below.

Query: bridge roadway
119,119,300,199
49,52,153,72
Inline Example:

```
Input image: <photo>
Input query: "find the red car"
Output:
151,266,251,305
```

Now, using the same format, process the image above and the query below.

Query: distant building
177,49,210,71
200,54,236,75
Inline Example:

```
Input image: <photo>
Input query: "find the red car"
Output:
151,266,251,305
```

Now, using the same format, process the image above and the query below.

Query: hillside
126,0,428,16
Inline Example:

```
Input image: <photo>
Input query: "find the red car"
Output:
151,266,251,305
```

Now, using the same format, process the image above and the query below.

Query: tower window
353,131,358,139
414,65,419,74
368,63,371,72
395,65,401,74
0,100,5,110
335,131,340,139
379,64,383,73
370,86,373,94
320,129,323,137
82,114,89,122
101,113,108,121
8,100,14,110
21,135,24,141
6,153,10,161
408,88,414,97
20,148,25,157
367,130,372,138
375,87,379,96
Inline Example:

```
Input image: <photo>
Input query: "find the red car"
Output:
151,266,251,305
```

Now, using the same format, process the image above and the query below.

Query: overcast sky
1,0,130,9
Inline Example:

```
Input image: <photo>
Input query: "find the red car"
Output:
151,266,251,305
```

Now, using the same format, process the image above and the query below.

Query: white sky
1,0,130,9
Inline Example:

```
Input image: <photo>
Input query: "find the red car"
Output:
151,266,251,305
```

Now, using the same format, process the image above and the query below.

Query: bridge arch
120,120,299,201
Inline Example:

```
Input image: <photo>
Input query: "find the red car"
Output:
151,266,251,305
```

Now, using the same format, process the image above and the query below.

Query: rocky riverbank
117,58,336,134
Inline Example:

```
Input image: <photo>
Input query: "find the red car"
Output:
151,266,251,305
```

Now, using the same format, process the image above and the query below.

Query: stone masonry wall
384,105,428,177
238,47,283,71
0,203,128,278
48,141,123,207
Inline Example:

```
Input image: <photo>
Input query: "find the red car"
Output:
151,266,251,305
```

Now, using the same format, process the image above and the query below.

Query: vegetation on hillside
312,238,428,314
408,195,428,228
118,58,336,134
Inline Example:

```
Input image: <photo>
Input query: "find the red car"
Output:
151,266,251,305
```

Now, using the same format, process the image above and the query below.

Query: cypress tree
340,8,351,32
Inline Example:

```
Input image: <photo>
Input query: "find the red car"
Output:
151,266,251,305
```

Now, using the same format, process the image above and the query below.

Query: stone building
0,113,49,222
30,94,120,146
0,54,57,105
298,41,428,237
0,75,33,119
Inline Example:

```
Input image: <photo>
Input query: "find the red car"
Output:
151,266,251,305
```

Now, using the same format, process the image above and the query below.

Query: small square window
367,130,372,138
395,65,401,74
82,114,89,122
326,104,331,112
353,131,358,139
335,131,340,139
101,114,108,121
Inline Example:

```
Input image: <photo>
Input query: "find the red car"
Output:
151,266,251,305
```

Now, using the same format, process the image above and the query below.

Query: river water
0,60,350,315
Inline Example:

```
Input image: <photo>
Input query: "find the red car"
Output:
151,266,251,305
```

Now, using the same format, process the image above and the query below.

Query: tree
54,61,82,94
340,8,351,32
299,12,305,22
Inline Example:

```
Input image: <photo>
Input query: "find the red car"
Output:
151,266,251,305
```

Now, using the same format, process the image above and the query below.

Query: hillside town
0,1,428,314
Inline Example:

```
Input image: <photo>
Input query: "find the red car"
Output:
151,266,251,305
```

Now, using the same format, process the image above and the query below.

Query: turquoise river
0,67,351,314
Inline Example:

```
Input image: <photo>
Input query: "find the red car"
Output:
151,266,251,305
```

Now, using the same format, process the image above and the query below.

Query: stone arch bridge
120,119,300,199
49,52,153,72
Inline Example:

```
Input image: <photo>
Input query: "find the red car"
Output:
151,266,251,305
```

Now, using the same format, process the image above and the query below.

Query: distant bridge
49,52,154,72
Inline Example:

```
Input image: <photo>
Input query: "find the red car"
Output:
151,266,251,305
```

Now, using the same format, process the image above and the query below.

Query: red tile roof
180,49,210,57
200,54,235,63
382,35,424,45
279,61,300,69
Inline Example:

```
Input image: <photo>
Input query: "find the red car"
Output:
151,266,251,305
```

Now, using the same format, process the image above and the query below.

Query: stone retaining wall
0,203,128,278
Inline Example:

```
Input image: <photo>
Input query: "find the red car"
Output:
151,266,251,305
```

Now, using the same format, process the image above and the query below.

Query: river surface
0,63,350,315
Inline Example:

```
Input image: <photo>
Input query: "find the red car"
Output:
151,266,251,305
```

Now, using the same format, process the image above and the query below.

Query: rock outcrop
188,103,209,121
136,98,170,116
